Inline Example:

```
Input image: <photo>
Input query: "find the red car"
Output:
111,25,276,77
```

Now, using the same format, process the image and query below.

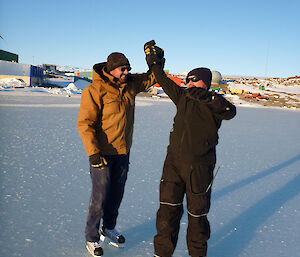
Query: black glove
186,87,211,102
89,153,108,169
144,40,165,69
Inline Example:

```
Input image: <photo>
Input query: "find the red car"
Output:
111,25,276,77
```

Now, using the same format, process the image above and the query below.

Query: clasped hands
144,40,165,69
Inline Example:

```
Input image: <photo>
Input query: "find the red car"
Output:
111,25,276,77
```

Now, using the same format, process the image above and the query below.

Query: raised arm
144,40,184,104
151,64,184,104
131,70,157,94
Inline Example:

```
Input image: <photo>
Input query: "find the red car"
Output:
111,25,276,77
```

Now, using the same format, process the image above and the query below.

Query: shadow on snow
210,154,300,257
107,154,300,256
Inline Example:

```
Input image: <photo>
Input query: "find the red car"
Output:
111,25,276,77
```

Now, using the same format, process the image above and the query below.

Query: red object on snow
153,73,182,88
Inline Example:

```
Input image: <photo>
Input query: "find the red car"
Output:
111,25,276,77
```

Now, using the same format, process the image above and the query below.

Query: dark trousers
154,152,214,257
85,154,129,242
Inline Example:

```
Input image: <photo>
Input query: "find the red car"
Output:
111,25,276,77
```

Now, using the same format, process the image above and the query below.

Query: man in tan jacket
78,52,156,256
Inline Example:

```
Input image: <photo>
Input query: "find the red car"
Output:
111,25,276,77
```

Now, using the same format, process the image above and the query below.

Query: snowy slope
0,95,299,257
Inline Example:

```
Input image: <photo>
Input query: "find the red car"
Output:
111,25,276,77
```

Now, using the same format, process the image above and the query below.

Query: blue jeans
85,154,129,242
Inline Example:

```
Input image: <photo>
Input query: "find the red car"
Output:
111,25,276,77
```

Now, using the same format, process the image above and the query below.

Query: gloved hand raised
144,40,164,58
89,153,108,169
144,40,165,69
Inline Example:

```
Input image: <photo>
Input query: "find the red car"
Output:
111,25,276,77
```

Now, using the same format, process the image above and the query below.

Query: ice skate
86,241,103,256
100,226,125,248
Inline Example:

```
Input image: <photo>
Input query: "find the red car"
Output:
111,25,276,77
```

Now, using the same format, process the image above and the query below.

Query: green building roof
0,50,19,63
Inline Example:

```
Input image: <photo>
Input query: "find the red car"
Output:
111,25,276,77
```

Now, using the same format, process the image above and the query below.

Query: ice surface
0,95,299,257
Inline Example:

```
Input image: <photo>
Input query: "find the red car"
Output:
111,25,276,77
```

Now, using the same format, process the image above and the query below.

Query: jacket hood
92,62,133,86
93,62,116,84
93,62,106,75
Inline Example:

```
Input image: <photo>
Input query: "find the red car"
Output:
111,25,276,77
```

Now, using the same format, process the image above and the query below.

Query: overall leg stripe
160,201,183,207
187,210,207,218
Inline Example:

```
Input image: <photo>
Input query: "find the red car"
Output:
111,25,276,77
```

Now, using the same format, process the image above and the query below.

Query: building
211,71,222,85
42,64,57,73
152,72,184,88
74,71,93,82
0,50,19,63
0,60,43,86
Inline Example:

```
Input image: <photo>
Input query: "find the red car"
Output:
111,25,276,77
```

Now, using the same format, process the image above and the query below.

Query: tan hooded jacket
77,62,156,157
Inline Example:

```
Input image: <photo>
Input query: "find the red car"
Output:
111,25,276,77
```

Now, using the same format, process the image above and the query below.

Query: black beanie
186,67,212,88
106,52,130,72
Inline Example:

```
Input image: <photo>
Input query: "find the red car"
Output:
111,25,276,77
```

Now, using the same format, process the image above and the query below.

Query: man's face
110,65,131,83
186,76,207,89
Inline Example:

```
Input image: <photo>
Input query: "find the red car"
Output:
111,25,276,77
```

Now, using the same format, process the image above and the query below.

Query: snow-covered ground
0,91,299,257
1,75,299,110
226,77,300,109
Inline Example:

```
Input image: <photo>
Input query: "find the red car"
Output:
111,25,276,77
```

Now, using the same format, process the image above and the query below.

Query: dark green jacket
152,65,236,164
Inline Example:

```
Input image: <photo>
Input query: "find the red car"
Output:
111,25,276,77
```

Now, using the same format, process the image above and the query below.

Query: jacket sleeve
206,93,237,120
77,87,101,157
151,64,184,105
132,70,157,93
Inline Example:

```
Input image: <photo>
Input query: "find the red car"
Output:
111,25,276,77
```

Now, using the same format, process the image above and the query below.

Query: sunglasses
185,76,201,84
120,66,131,72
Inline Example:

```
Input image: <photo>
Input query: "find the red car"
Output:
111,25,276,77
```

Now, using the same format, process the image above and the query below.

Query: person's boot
86,241,103,256
100,226,125,248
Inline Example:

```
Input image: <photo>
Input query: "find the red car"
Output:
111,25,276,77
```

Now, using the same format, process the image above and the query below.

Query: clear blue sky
1,0,299,77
